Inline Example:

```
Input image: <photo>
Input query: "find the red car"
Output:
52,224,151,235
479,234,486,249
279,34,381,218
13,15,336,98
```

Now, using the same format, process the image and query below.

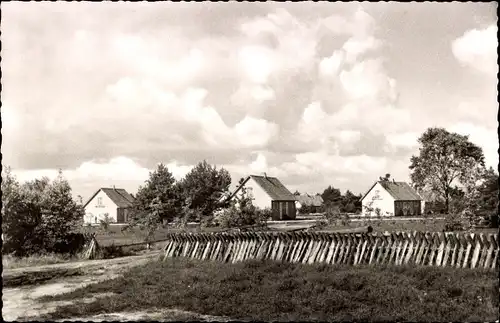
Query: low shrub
99,244,133,259
324,205,341,224
214,204,270,229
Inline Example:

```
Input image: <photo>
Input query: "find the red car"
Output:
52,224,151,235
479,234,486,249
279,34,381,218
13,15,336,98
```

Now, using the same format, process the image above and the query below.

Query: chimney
392,178,396,184
263,172,267,178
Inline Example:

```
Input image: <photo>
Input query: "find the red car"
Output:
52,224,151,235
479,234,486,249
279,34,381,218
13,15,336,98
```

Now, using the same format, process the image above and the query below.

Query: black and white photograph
1,2,498,322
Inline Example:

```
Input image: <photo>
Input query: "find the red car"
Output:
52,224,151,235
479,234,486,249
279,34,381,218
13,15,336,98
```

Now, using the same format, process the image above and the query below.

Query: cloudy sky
2,2,498,200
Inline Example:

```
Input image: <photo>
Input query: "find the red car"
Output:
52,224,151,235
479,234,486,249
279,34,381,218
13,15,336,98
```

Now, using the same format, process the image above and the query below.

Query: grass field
35,258,498,322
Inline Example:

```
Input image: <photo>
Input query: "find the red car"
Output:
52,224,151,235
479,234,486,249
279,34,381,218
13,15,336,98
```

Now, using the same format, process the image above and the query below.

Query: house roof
226,175,296,202
83,188,135,208
295,193,324,206
361,181,422,201
249,175,296,201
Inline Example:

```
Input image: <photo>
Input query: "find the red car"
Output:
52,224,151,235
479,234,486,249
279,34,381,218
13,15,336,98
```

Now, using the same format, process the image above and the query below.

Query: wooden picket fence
162,231,498,270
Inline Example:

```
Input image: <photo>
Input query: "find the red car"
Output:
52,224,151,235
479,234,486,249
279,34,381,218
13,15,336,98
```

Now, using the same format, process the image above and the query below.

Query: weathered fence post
161,230,498,271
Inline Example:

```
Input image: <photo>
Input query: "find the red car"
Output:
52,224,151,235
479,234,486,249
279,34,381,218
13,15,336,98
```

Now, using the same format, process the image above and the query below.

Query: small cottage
224,174,297,220
361,180,422,217
83,187,136,225
295,193,324,213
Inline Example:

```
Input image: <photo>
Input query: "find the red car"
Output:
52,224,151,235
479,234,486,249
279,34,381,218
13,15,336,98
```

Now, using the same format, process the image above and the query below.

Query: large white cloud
11,157,195,199
2,3,497,200
452,24,498,75
449,122,499,168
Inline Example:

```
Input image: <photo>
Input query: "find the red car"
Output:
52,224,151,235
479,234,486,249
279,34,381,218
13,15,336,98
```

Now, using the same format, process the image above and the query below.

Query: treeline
1,161,234,257
128,160,233,239
128,160,273,238
295,186,362,214
321,186,362,213
2,168,86,256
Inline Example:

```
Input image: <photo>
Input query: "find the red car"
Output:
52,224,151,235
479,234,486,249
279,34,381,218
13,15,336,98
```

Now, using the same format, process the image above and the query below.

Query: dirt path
3,252,231,322
2,252,161,321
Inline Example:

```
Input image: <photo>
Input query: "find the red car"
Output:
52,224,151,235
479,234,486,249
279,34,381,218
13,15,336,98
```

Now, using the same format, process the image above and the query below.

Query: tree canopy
474,167,499,225
1,167,84,256
409,127,485,214
321,185,342,206
129,163,180,239
319,185,362,214
177,161,232,222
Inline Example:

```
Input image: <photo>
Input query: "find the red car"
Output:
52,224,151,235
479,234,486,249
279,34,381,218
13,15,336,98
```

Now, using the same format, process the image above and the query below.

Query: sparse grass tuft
33,259,498,322
2,253,78,270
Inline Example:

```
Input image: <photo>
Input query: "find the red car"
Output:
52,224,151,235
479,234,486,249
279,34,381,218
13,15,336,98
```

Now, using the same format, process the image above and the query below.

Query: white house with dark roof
83,187,136,225
223,174,297,220
361,180,423,217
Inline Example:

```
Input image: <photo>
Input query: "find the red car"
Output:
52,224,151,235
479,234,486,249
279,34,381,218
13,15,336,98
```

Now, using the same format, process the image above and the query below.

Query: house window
246,187,254,199
97,197,103,207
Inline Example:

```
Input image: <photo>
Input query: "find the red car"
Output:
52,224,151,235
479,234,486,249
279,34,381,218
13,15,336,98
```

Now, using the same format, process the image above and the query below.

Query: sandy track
2,252,161,321
3,251,231,322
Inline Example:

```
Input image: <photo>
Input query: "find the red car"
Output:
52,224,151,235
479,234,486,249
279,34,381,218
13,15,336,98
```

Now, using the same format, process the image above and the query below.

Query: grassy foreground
35,259,498,322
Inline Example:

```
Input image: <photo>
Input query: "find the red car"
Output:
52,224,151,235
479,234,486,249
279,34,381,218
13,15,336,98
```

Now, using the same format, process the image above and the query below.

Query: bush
324,205,341,224
444,213,467,232
299,204,315,215
52,233,88,255
215,205,270,229
100,244,132,259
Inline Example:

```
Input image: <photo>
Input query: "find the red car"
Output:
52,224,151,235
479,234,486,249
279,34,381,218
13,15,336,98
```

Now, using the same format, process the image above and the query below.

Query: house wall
117,208,133,223
361,182,396,217
271,201,297,220
394,200,422,216
245,177,273,209
84,190,117,224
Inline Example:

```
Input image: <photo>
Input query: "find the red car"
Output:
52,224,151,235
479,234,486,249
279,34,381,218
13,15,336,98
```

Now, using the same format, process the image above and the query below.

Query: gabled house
361,180,422,217
83,187,136,225
295,193,324,213
223,174,297,220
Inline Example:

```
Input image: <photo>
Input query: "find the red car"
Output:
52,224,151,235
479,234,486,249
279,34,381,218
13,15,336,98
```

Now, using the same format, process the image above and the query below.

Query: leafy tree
475,167,499,220
129,163,180,240
1,167,84,256
341,190,362,213
409,128,485,214
177,160,231,222
321,185,342,207
2,167,37,254
39,170,85,248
